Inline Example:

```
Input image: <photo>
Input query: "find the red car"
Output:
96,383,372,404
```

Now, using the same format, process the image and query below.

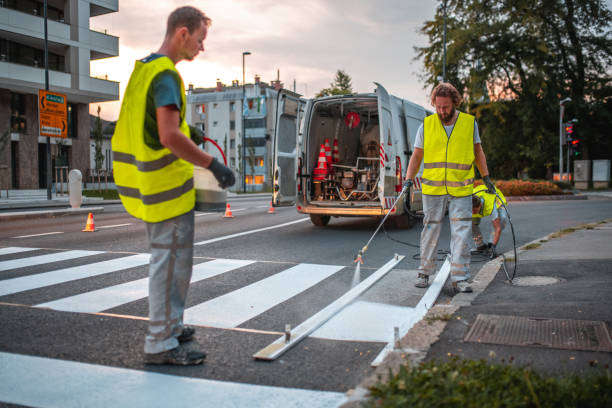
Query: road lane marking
0,250,103,272
0,254,150,297
194,212,213,217
0,352,347,408
36,258,255,313
311,301,414,342
0,247,39,256
11,232,63,239
184,263,343,329
194,218,308,246
96,223,132,230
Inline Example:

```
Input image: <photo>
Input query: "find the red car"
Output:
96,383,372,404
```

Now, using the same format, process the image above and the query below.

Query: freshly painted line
0,250,103,272
96,223,132,229
37,258,255,313
254,255,405,360
195,218,308,246
184,263,343,329
11,232,63,239
0,247,39,256
0,352,347,408
195,212,213,217
311,301,414,342
0,254,150,297
370,257,451,366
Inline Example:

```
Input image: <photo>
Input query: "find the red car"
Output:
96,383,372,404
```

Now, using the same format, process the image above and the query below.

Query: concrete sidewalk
345,217,612,405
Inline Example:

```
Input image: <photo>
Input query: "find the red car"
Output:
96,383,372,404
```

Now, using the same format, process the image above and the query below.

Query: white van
272,83,429,228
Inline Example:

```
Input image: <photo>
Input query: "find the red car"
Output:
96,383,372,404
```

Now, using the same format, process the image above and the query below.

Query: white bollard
68,169,83,209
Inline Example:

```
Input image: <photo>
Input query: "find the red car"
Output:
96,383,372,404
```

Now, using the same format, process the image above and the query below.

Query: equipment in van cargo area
272,83,429,228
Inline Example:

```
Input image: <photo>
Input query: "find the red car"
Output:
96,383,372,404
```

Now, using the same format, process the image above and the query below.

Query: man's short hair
166,6,211,36
472,195,482,208
430,82,462,107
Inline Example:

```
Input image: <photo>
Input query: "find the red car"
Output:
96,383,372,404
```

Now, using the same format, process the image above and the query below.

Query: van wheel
389,214,416,229
310,214,330,226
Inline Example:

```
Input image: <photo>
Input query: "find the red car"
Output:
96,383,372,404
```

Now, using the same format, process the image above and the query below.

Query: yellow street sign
39,90,67,138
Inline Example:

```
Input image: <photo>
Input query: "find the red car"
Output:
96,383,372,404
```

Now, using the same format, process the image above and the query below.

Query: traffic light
571,139,581,157
564,122,574,141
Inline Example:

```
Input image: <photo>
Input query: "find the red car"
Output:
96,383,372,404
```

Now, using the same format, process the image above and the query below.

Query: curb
341,220,612,407
506,194,587,201
0,207,105,221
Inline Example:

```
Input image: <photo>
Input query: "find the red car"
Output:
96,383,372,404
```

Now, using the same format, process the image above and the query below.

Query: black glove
188,125,204,146
403,179,413,190
488,243,497,259
208,157,235,189
483,175,495,194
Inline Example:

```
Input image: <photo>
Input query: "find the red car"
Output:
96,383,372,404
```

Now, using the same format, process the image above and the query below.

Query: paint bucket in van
194,137,230,212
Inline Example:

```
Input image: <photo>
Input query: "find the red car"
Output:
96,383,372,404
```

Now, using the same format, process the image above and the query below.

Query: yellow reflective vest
472,185,507,219
112,56,194,223
422,112,475,196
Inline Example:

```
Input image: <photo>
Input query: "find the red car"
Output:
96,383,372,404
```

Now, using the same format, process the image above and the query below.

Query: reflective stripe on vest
111,56,194,223
472,185,507,219
422,112,475,197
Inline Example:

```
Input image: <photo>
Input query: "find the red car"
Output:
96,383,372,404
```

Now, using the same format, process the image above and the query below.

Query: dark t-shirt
141,53,182,149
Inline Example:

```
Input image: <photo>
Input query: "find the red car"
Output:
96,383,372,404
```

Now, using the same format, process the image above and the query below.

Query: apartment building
186,76,300,192
0,0,119,190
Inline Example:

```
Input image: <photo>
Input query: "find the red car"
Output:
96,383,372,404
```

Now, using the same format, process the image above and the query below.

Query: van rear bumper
296,204,396,216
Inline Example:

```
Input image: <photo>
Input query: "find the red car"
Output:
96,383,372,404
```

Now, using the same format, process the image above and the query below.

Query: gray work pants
419,195,472,282
144,210,194,354
472,211,508,247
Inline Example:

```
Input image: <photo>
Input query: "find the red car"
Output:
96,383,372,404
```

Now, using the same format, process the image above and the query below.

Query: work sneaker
453,280,473,293
144,345,206,366
415,273,429,288
177,326,195,343
476,244,488,251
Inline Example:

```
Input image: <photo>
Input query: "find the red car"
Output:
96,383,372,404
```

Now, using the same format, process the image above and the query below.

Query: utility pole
442,0,447,82
559,98,571,180
44,0,52,200
242,51,251,193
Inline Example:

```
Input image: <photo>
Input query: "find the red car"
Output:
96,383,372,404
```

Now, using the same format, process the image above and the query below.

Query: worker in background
472,185,507,258
404,82,495,293
112,6,235,366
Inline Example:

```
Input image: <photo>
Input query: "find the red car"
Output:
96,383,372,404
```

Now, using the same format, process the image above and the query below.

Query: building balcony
81,27,119,59
90,0,119,17
0,7,71,44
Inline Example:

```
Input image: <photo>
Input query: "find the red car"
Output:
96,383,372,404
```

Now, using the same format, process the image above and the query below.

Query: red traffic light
565,125,574,134
571,139,580,146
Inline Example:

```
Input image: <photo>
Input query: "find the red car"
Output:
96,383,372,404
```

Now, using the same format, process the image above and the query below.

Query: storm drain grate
464,314,612,352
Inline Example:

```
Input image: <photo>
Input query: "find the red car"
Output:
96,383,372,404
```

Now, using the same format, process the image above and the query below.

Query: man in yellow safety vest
404,83,495,293
472,185,507,258
112,6,234,365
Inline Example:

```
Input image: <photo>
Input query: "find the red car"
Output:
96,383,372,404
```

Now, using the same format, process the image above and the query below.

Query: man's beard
440,108,455,124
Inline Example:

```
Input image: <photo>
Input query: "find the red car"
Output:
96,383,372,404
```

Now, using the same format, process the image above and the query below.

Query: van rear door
272,90,305,206
375,82,396,211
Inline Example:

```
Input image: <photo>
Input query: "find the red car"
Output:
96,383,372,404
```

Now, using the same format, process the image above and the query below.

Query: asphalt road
1,195,611,407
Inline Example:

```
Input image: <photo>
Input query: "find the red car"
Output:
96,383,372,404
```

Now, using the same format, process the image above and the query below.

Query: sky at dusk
89,0,438,121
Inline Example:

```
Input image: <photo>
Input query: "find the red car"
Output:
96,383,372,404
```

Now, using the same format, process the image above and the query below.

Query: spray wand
351,181,411,286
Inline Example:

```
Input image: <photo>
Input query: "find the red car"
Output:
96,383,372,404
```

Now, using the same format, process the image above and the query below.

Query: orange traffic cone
82,212,96,232
223,203,234,218
324,138,332,168
268,201,275,214
313,144,328,181
332,136,339,163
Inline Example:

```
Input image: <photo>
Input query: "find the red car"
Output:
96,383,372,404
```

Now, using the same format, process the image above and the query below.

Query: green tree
416,0,612,179
316,69,353,97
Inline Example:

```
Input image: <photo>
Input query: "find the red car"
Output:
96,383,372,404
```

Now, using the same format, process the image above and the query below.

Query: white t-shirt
414,116,481,149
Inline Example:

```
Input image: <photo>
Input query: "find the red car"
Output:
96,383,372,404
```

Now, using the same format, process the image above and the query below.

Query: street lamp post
559,97,571,180
442,0,447,82
242,51,251,193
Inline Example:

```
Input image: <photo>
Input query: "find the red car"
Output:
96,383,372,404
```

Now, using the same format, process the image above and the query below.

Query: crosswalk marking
0,254,150,297
0,352,347,408
184,263,343,329
37,258,255,313
0,247,39,256
0,250,103,272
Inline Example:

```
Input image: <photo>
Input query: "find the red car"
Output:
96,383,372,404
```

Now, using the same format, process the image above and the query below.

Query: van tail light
297,157,302,192
395,156,402,192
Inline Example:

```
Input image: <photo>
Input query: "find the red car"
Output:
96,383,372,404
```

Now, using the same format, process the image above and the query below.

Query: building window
253,156,264,167
244,175,265,185
230,139,235,149
230,102,235,112
3,0,64,22
245,137,266,147
213,103,218,109
244,118,266,129
230,158,235,167
230,120,235,130
67,103,78,138
213,121,218,127
10,92,26,133
1,38,65,71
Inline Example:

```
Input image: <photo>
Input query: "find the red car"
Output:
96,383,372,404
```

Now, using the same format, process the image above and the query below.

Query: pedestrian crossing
0,246,422,346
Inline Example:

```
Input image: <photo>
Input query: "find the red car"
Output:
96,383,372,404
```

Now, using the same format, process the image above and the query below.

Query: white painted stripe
37,258,255,313
0,247,39,256
312,301,414,342
96,223,132,229
185,263,343,329
0,352,347,408
11,231,63,239
371,257,451,366
254,255,404,360
0,254,150,297
0,250,103,272
195,218,308,246
195,212,213,217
